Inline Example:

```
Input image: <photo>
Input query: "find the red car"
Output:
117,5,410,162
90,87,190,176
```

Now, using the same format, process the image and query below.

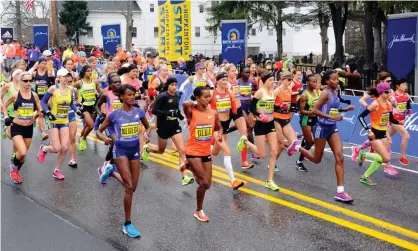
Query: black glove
4,117,13,126
45,111,56,121
177,110,184,121
297,89,304,95
98,113,106,124
76,109,84,119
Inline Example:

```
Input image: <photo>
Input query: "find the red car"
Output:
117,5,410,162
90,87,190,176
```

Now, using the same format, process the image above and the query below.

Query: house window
87,27,93,38
150,3,154,12
195,27,200,37
154,27,158,38
199,4,204,13
251,28,256,36
268,28,273,36
132,27,137,38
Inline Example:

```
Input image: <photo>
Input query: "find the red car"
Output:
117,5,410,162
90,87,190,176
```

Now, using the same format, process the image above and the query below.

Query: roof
57,1,141,12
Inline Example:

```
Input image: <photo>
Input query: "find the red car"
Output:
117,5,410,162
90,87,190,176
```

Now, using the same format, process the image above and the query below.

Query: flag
25,0,35,12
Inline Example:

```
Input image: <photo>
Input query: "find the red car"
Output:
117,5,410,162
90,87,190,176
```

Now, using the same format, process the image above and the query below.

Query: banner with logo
33,25,49,50
386,17,417,79
1,27,14,42
158,0,170,58
101,24,121,55
167,0,191,61
221,20,247,65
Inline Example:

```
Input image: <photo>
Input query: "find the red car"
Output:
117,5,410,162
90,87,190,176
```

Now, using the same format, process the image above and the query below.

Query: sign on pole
33,25,49,50
101,24,122,55
1,27,14,42
221,20,247,65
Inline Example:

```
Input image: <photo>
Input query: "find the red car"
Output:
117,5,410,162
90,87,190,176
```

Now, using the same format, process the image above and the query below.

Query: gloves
45,111,56,121
98,113,106,124
4,117,13,126
177,110,184,121
76,103,83,111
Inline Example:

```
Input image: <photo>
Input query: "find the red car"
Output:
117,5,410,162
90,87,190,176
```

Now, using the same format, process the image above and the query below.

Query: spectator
4,39,16,72
21,45,27,63
274,61,283,81
78,44,85,51
27,44,41,68
62,45,74,61
281,53,289,72
13,39,22,60
264,60,273,72
246,57,254,66
176,57,186,73
116,44,127,61
185,55,195,75
131,50,141,65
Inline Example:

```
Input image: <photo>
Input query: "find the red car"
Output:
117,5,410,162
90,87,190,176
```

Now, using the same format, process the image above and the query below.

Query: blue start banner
291,95,418,158
386,17,417,79
101,24,121,55
221,20,247,65
33,25,49,50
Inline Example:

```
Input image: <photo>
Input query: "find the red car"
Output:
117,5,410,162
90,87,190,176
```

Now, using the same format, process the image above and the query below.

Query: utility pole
125,0,133,51
15,0,22,41
50,0,58,47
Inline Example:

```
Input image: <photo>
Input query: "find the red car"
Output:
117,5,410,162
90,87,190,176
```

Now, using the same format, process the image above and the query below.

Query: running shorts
290,102,299,113
254,120,276,136
11,124,33,138
231,107,243,121
220,119,232,134
300,116,317,127
313,123,338,140
274,118,291,128
81,105,97,116
113,144,140,160
50,123,69,129
186,154,212,163
157,124,182,140
240,103,251,114
371,128,387,140
68,112,76,123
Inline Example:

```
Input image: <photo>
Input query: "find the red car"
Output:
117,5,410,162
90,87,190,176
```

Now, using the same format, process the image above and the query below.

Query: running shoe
122,223,141,238
78,138,87,151
10,165,22,184
182,176,194,186
351,146,360,163
53,170,65,180
37,144,46,163
10,152,16,160
141,145,150,161
241,161,254,170
251,153,260,160
237,135,247,153
399,156,410,166
231,180,244,190
99,163,113,184
194,210,209,222
334,192,354,203
68,159,78,168
356,150,365,167
296,161,307,172
287,139,300,156
264,180,280,191
360,176,376,186
41,132,49,141
384,164,399,176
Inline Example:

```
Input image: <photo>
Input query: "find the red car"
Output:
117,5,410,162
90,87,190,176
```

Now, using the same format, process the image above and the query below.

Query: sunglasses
383,90,390,94
22,79,32,83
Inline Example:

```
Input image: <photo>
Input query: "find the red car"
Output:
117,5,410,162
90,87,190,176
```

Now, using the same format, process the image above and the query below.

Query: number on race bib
195,124,212,141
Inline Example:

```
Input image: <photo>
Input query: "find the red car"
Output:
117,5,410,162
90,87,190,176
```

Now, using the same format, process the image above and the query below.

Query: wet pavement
2,123,418,251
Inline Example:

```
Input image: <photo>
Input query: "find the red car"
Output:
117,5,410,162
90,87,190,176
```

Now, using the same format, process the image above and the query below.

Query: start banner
168,0,191,61
158,0,170,58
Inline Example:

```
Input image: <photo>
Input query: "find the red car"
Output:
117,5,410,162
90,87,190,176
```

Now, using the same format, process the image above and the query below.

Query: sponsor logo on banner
34,31,47,37
158,0,169,57
388,33,415,49
103,29,120,44
2,31,12,38
223,28,244,51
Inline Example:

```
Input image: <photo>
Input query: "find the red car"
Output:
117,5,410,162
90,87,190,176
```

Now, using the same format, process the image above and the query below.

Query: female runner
205,60,217,84
37,69,81,179
1,69,22,142
183,87,222,222
2,71,42,183
357,82,397,185
96,84,150,237
296,74,320,172
288,70,354,202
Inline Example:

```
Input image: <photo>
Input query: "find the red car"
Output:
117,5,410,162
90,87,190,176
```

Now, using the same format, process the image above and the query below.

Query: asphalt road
2,122,418,251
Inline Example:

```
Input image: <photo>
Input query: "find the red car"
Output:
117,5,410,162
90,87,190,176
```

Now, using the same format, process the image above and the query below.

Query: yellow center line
75,128,418,242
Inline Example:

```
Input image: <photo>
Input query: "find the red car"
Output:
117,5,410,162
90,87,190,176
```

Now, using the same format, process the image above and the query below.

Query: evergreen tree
59,1,90,44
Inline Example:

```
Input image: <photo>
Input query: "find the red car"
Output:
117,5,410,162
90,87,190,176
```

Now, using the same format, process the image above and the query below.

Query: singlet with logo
108,107,145,148
392,92,410,120
370,98,391,131
185,107,217,156
256,88,275,118
106,90,122,114
14,91,36,121
50,87,72,125
34,70,50,98
303,89,320,114
238,78,252,102
291,80,303,103
144,65,156,82
79,79,96,106
210,89,237,114
274,88,292,120
318,88,340,125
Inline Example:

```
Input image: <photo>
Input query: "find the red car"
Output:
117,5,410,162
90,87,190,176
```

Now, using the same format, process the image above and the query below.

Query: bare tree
110,0,133,52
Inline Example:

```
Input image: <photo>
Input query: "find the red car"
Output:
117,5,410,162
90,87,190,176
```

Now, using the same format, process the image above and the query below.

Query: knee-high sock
363,152,383,177
224,156,235,182
241,147,247,164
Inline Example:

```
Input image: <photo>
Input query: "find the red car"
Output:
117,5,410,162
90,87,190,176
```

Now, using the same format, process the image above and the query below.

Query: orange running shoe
241,161,254,170
231,180,244,190
194,210,209,222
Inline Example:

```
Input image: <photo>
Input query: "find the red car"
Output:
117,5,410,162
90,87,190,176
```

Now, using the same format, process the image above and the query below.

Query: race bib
83,89,96,102
56,104,69,118
380,112,389,126
195,124,212,141
265,100,275,114
216,98,231,113
195,80,207,87
329,108,339,116
17,107,34,120
37,85,48,95
232,85,240,97
397,102,406,113
121,122,140,138
239,86,252,96
112,100,122,110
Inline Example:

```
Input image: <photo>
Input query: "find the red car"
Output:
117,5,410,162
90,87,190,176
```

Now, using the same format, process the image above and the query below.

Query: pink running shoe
351,146,360,163
287,139,300,156
384,164,399,176
53,170,65,180
37,144,46,163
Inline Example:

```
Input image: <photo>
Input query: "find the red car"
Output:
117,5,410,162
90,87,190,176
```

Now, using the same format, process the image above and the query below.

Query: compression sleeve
250,98,261,117
41,92,52,112
407,99,411,110
358,109,371,130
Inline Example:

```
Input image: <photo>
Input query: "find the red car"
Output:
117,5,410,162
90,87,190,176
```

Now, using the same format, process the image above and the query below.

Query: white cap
12,69,23,79
42,50,52,56
57,68,70,77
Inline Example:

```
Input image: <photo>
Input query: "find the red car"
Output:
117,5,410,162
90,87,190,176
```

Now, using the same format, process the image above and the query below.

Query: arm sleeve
178,79,190,92
230,93,237,115
250,98,261,117
358,109,371,130
70,102,77,112
152,94,169,116
389,112,400,124
407,99,411,110
41,92,52,112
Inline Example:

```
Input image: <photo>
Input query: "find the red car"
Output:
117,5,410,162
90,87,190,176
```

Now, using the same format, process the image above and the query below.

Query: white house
73,0,335,58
